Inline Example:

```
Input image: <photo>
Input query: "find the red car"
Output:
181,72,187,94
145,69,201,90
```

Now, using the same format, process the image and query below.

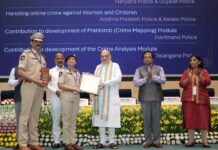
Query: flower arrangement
0,104,218,147
0,104,17,147
0,99,14,105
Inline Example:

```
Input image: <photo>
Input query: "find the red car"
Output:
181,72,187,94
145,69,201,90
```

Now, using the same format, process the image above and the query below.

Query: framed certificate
40,67,49,82
80,73,100,95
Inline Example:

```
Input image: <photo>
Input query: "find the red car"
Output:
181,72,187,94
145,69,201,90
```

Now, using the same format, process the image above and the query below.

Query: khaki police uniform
58,68,80,145
18,49,46,147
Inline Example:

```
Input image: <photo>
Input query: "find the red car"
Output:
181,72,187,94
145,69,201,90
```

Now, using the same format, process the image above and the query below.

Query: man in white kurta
47,52,64,149
92,50,122,149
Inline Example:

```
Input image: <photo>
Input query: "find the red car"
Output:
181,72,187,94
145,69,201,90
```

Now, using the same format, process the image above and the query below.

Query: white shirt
48,66,64,94
8,67,21,87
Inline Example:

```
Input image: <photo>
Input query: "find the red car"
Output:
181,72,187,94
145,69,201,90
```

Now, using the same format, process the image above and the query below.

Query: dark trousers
15,101,21,140
141,101,161,144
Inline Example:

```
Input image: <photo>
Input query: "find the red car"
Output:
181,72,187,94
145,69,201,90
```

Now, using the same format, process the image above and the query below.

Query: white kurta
47,66,63,143
92,62,122,128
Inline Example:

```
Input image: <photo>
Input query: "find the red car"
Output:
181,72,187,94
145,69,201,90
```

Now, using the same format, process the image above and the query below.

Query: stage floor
1,144,218,150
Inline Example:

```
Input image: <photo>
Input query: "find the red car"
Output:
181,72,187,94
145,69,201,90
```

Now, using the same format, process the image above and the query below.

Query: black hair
65,54,77,63
142,51,155,59
189,54,204,68
55,52,64,58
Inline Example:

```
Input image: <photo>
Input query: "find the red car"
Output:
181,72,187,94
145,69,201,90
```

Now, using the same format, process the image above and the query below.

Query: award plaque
40,67,49,82
80,73,100,95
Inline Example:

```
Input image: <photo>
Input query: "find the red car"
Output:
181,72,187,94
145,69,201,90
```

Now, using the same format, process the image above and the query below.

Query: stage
1,144,218,150
0,101,218,148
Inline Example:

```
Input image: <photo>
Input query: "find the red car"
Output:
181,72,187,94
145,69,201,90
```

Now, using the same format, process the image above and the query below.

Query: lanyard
68,67,78,81
31,49,42,65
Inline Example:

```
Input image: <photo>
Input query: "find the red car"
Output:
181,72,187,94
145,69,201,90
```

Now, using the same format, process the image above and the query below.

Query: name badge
192,86,197,96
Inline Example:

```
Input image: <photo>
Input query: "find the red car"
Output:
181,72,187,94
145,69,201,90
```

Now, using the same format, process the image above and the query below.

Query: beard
57,62,64,68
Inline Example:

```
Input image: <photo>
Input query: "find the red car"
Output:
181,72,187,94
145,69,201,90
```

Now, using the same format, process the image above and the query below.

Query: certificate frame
40,67,49,82
80,73,100,95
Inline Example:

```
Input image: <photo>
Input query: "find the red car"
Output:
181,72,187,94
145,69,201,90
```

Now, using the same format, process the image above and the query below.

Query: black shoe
152,144,163,148
109,143,118,149
52,143,61,149
92,143,105,149
202,143,210,148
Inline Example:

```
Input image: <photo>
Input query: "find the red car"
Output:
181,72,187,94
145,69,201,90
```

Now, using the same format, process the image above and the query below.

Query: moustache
57,61,64,64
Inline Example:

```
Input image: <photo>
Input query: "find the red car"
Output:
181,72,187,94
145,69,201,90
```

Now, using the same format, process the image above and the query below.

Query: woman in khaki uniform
58,54,83,150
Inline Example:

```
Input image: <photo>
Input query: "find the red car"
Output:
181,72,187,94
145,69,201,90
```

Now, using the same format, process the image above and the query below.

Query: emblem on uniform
59,72,63,77
20,55,25,61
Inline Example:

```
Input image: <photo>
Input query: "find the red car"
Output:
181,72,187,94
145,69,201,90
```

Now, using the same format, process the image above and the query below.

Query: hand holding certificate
80,73,101,95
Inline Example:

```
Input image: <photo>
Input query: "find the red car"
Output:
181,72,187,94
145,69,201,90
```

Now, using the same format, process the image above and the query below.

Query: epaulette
74,68,80,74
61,67,68,73
23,49,31,53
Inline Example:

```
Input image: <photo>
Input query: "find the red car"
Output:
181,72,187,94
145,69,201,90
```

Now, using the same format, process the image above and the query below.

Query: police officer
18,32,47,150
58,54,83,150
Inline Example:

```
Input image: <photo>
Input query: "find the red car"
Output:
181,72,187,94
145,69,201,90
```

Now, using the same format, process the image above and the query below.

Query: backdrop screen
1,0,218,76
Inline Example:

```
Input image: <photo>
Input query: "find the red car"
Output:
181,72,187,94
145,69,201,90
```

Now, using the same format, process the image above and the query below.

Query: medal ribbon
31,49,42,65
68,67,78,81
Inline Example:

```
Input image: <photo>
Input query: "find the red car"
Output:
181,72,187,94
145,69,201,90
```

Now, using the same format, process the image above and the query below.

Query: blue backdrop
0,0,218,76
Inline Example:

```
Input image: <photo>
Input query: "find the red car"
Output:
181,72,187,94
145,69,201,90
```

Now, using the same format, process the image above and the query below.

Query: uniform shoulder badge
20,55,26,61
